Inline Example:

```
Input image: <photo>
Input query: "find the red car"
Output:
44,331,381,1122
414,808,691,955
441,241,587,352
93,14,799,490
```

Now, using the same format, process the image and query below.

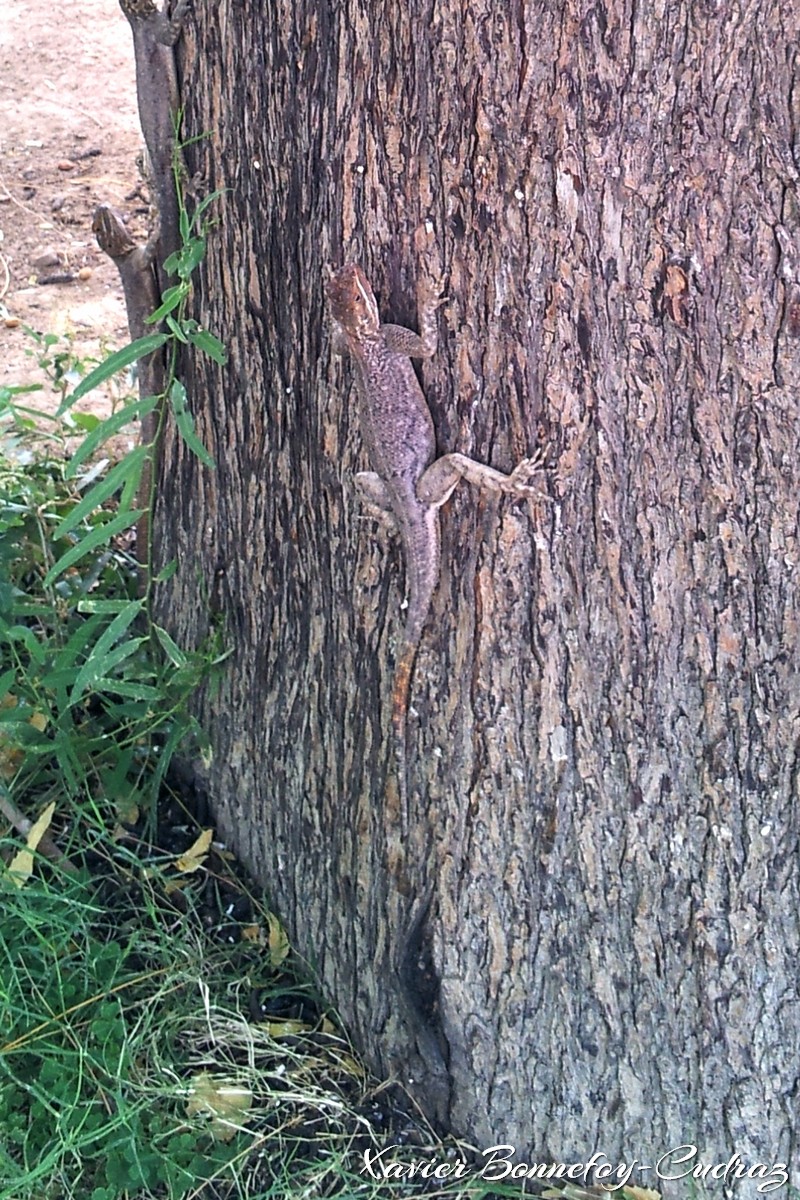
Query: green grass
0,195,445,1195
0,330,464,1200
0,833,404,1200
0,161,461,1197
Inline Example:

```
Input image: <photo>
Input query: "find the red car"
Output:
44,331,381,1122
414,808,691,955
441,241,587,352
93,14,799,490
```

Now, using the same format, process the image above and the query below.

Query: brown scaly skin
326,263,546,812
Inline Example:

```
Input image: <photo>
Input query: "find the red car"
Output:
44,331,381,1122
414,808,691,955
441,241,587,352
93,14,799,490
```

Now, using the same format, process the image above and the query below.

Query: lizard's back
353,331,437,491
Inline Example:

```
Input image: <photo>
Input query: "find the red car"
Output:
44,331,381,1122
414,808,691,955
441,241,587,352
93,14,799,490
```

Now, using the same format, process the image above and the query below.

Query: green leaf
57,612,107,663
0,622,46,665
165,313,189,343
0,383,45,404
0,706,40,730
97,679,161,701
188,329,227,365
39,613,106,692
51,730,82,793
120,452,148,512
68,412,101,432
151,715,192,792
168,381,215,468
69,601,145,702
192,189,225,226
65,395,160,476
76,598,138,615
63,336,169,408
162,249,181,277
178,202,191,245
55,447,149,537
146,284,188,324
153,559,178,583
153,625,187,668
43,509,144,587
178,236,207,276
0,668,18,698
70,639,147,703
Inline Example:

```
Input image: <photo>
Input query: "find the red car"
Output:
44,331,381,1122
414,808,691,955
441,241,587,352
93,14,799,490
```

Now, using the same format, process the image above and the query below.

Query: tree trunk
154,0,799,1188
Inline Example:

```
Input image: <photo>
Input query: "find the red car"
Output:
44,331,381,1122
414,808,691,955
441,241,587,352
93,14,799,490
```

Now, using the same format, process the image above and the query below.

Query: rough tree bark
152,0,799,1190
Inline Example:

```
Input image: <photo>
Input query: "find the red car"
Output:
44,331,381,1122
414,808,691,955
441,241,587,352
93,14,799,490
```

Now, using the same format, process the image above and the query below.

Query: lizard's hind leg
416,450,548,507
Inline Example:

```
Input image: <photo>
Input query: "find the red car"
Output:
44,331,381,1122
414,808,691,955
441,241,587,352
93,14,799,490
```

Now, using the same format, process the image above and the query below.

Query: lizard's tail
391,641,418,815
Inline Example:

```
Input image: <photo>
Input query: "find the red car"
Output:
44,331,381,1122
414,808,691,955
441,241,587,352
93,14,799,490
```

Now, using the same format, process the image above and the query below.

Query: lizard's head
326,264,380,338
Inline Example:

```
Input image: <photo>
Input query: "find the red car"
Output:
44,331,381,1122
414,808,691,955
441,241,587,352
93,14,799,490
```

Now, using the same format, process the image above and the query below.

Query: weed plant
0,341,473,1200
0,172,531,1200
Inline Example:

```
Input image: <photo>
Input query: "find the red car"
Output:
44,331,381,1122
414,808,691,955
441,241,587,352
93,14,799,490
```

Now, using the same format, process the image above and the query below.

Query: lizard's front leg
354,471,399,532
416,449,548,508
381,280,447,360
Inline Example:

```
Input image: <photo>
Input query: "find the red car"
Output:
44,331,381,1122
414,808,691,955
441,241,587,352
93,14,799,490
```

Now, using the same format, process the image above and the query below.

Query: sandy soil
0,0,147,422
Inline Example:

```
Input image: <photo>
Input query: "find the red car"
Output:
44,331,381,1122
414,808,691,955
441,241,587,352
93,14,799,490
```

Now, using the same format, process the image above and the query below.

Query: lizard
325,263,545,811
118,0,192,289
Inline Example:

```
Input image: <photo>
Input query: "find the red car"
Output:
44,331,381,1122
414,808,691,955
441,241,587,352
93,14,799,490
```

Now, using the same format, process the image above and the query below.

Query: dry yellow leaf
175,828,214,873
27,801,56,846
7,801,56,888
6,845,34,886
264,1018,312,1037
114,795,140,827
266,911,289,966
164,878,188,896
186,1071,252,1142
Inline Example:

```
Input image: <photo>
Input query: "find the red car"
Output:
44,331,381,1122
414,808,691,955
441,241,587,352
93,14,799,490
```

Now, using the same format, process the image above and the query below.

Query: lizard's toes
508,455,550,498
512,455,544,481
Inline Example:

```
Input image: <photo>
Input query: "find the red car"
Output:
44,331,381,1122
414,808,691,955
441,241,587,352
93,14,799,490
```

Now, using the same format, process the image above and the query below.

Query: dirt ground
0,0,146,422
